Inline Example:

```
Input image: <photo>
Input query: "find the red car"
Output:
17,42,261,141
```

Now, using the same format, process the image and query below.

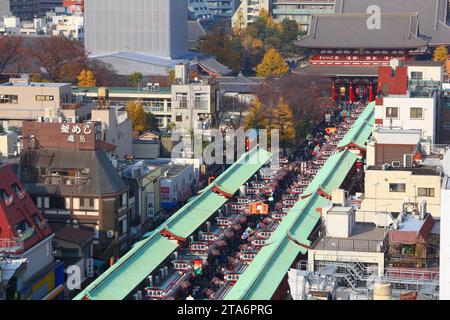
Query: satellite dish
106,230,115,239
444,150,450,177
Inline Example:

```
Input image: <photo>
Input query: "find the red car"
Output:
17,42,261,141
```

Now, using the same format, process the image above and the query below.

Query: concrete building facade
84,0,188,59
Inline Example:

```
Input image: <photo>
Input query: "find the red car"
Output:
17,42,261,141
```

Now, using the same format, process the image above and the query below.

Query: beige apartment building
0,76,91,129
359,166,442,217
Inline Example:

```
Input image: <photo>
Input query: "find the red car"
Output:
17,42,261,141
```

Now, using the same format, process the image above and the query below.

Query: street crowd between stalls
139,100,368,301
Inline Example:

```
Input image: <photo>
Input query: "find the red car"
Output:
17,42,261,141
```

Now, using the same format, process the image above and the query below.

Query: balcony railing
0,238,24,254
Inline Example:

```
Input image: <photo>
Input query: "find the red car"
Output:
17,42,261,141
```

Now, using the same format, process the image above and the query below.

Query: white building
232,0,271,28
188,0,212,20
440,150,450,300
51,13,84,40
375,60,444,144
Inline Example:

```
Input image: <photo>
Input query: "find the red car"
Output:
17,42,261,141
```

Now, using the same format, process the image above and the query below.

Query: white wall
375,95,437,143
440,175,450,300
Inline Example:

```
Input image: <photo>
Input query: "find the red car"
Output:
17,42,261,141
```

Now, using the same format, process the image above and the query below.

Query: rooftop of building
22,148,127,196
334,0,450,46
54,226,94,246
312,222,387,252
296,13,427,49
366,165,441,176
0,79,70,88
72,86,172,95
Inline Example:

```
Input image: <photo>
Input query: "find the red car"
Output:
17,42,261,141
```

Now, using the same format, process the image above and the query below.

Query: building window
194,93,208,109
0,94,18,104
14,220,30,234
176,114,182,122
0,189,9,202
385,107,399,118
418,188,435,197
410,108,423,119
49,196,66,209
79,197,95,209
35,95,55,101
176,93,188,109
389,183,406,192
410,72,423,80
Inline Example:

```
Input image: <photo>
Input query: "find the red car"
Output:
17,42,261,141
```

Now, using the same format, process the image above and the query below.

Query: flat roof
1,81,70,88
367,165,440,176
72,86,172,95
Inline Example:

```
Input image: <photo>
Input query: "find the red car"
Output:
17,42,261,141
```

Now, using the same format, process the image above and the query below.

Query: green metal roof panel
213,146,273,192
303,149,359,196
225,193,329,300
164,146,272,238
164,192,226,238
73,146,272,300
73,232,178,300
338,102,375,149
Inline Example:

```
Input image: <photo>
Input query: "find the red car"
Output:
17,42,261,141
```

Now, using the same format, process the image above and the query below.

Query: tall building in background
10,0,62,20
84,0,188,59
206,0,239,19
271,0,335,32
0,0,11,17
232,0,271,28
63,0,84,13
188,0,212,20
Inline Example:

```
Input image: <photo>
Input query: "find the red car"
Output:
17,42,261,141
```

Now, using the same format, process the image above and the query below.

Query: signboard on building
22,121,101,151
145,192,155,218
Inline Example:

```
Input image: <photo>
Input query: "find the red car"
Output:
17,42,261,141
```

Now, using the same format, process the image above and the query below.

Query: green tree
128,72,143,87
199,25,244,73
256,48,289,78
280,19,299,43
126,100,147,132
145,112,160,132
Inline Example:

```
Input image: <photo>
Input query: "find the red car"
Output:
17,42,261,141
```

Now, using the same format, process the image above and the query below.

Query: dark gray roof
54,226,95,245
188,20,208,43
334,0,450,46
218,73,263,93
23,149,127,196
295,64,379,77
296,13,428,49
196,56,233,76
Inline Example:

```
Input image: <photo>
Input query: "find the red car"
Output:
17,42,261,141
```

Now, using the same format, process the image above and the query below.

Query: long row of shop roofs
73,146,272,300
338,103,375,150
224,102,376,300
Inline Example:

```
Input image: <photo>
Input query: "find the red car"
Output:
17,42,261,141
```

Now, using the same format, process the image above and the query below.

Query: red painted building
0,164,52,252
63,0,84,12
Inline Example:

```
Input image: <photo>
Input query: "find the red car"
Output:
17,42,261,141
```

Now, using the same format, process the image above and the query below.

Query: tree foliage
271,97,295,146
256,48,289,78
128,72,143,87
28,36,87,82
77,69,96,87
145,112,160,132
126,100,147,132
167,69,176,85
243,98,269,130
0,36,24,74
434,45,448,64
199,23,244,73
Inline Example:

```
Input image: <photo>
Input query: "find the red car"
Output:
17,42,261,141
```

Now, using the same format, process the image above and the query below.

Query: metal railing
313,237,385,253
0,238,24,254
